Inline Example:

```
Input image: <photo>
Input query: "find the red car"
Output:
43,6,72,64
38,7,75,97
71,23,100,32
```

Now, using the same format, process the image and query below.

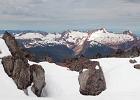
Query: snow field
1,37,140,100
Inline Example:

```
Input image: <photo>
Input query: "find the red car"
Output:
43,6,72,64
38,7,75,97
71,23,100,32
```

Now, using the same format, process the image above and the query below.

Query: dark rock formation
61,55,91,72
30,64,46,97
12,57,31,89
1,32,45,97
0,50,1,54
1,56,14,77
78,62,106,96
134,64,140,69
2,56,31,89
2,31,36,62
39,55,55,63
129,59,137,64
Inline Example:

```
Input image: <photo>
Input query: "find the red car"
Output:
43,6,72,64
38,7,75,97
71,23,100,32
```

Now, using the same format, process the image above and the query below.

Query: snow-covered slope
27,57,140,100
88,28,134,45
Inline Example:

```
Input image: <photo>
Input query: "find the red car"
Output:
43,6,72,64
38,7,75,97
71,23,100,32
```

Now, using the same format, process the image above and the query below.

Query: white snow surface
1,37,140,100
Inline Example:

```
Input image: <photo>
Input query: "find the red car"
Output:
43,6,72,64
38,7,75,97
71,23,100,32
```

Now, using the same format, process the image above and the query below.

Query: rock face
1,56,14,77
61,55,91,72
1,56,45,96
39,55,55,63
1,32,45,97
2,56,31,89
13,57,31,89
30,64,46,97
134,64,140,69
2,31,36,62
78,62,106,96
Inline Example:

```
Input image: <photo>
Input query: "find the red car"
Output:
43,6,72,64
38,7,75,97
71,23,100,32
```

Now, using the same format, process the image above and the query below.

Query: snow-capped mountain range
14,28,136,48
13,28,140,61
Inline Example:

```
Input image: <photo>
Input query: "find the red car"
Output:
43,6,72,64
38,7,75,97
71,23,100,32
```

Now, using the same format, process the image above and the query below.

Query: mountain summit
13,28,140,62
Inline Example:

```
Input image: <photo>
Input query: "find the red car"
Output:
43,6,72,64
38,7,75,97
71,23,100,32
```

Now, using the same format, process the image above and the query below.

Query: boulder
30,64,46,97
134,64,140,69
129,59,137,64
78,61,106,96
39,55,55,63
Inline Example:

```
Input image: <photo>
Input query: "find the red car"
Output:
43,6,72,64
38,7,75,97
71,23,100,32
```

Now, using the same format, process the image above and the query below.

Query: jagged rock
134,64,140,69
2,31,36,62
129,59,137,64
78,61,106,96
1,31,46,97
30,64,46,97
39,55,55,63
13,58,31,89
61,55,91,71
1,56,14,77
2,56,31,89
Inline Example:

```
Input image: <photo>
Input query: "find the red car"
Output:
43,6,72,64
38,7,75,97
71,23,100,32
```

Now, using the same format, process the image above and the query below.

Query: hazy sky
0,0,140,33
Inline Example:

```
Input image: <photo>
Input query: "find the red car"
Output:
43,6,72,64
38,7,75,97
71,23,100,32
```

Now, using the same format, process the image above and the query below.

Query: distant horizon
0,28,140,37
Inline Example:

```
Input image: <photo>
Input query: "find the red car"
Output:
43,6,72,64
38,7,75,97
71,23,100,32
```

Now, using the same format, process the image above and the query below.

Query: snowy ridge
14,28,136,49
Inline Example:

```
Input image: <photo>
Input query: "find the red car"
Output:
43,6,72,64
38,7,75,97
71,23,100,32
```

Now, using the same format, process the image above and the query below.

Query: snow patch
95,65,100,69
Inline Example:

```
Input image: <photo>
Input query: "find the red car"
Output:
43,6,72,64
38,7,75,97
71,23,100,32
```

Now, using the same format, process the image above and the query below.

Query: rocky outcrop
39,55,55,63
30,64,46,97
1,32,45,97
59,54,106,96
134,64,140,69
2,56,31,89
1,56,45,97
78,61,106,96
129,59,137,64
2,31,36,62
61,55,91,72
0,50,1,54
13,57,31,89
1,56,14,77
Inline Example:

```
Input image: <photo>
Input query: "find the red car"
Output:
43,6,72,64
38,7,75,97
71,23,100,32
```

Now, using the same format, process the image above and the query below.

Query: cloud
0,0,140,31
125,0,140,3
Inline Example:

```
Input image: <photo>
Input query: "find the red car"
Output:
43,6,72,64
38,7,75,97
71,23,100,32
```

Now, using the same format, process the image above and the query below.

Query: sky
0,0,140,34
